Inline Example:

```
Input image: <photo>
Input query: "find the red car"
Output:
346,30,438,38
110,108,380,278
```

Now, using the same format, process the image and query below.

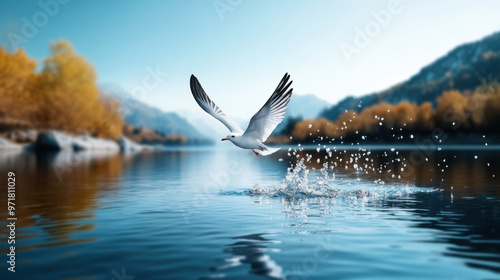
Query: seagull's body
222,132,279,156
190,73,293,156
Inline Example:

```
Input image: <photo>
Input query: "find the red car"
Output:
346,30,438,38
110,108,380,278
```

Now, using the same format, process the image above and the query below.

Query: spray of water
246,131,439,200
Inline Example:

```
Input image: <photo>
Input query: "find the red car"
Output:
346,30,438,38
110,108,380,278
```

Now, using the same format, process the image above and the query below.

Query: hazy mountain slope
274,93,331,134
321,31,500,121
287,94,331,119
100,84,210,143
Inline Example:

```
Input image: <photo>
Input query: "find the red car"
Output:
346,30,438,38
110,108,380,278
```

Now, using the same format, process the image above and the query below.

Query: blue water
0,146,499,279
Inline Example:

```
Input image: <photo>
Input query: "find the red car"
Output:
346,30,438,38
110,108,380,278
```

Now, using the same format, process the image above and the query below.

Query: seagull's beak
221,138,229,141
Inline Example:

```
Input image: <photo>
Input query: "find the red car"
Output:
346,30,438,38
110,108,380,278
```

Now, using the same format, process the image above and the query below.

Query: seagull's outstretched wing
243,73,293,142
190,75,244,134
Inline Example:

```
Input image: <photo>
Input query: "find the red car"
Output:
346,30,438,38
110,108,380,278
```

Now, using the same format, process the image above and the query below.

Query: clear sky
1,0,500,120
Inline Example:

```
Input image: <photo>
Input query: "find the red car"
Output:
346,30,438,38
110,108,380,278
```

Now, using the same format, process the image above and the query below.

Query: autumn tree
435,90,472,131
0,47,37,120
30,41,122,138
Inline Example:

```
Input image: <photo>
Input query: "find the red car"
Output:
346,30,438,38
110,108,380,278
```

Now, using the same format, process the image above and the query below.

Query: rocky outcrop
0,137,23,150
118,136,144,152
35,131,119,151
73,135,120,151
3,130,158,153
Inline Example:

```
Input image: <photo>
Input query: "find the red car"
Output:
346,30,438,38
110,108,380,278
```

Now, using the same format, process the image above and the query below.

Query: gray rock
73,135,119,151
35,131,119,151
35,131,74,150
118,136,144,152
0,137,23,150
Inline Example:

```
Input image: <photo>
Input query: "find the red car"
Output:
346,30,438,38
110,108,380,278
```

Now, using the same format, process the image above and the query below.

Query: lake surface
0,145,499,280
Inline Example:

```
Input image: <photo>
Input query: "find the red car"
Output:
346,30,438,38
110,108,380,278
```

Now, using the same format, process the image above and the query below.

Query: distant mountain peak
322,31,500,121
99,83,210,144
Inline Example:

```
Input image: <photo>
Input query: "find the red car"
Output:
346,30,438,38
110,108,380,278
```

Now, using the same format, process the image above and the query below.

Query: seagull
190,73,293,156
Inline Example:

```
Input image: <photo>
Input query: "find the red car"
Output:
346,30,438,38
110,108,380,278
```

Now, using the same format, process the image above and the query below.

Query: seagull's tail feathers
258,145,280,156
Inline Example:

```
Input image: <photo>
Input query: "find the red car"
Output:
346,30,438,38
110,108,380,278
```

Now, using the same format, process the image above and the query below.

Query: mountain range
321,31,500,121
101,84,211,144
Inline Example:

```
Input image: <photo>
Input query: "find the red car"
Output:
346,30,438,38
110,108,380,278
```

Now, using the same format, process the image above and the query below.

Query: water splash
244,143,439,200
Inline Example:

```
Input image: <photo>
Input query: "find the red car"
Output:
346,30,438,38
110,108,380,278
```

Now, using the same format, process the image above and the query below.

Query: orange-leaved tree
0,48,37,120
30,41,122,138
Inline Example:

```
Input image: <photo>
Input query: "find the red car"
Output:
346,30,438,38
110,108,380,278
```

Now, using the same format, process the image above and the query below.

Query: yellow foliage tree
30,41,122,138
414,102,434,131
0,48,37,120
435,90,471,131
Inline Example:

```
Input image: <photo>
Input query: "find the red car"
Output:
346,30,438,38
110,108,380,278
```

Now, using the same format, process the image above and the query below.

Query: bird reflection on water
205,233,284,280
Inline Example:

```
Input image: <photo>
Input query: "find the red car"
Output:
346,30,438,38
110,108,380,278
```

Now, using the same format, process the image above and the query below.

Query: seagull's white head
221,133,242,142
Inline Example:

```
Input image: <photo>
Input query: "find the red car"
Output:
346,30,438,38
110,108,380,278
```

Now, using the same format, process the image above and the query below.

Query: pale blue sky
1,0,500,119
